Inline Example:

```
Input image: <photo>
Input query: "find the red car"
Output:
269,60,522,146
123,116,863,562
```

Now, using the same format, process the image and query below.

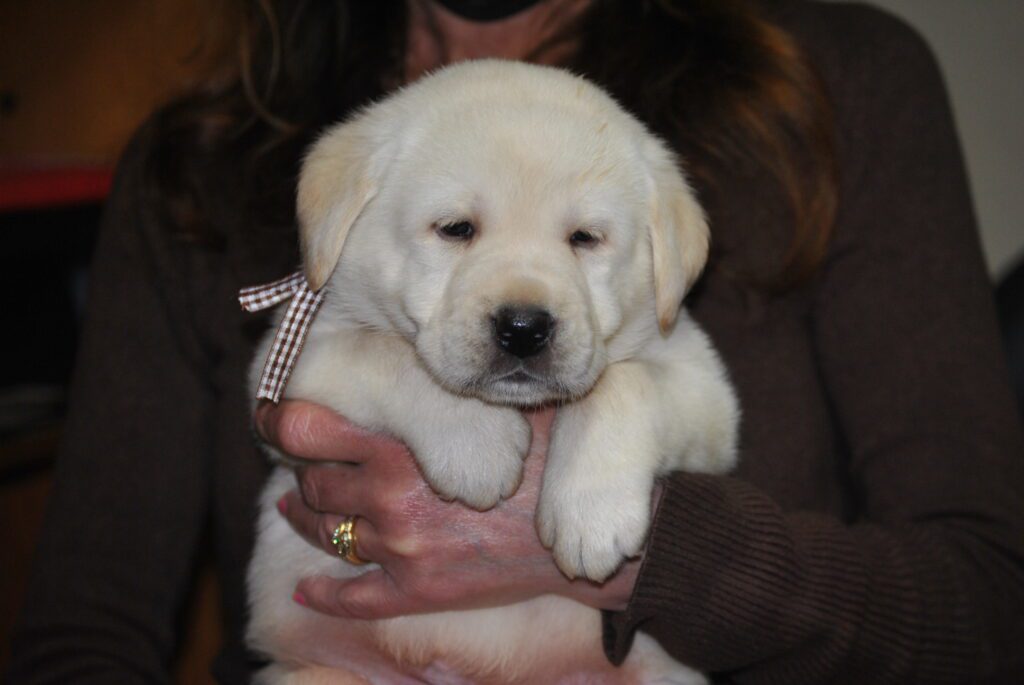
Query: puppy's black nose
493,306,554,358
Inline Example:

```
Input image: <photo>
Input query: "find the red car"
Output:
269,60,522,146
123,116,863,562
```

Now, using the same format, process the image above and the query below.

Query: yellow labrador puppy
247,60,738,684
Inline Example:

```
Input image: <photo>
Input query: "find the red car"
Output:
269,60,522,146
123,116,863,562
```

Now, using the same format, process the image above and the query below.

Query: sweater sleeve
604,9,1024,684
6,126,216,684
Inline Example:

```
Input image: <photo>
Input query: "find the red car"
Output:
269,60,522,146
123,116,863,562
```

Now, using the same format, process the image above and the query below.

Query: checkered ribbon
239,271,325,403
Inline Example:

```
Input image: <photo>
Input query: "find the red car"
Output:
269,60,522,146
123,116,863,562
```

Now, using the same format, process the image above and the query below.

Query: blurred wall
849,0,1024,278
0,1,224,164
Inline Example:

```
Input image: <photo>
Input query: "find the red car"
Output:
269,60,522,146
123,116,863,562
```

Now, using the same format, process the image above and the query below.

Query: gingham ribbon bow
238,271,325,403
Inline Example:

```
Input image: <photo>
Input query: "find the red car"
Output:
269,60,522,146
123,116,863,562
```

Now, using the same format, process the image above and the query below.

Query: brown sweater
9,2,1024,683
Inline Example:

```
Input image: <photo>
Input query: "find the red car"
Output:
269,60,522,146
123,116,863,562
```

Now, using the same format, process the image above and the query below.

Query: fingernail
292,591,307,606
276,496,288,515
253,402,273,442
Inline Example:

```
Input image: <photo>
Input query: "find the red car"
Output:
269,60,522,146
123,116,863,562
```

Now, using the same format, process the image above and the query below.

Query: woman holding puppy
10,1,1024,683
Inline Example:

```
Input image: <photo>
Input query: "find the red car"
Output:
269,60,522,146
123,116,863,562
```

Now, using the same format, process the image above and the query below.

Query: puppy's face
394,113,650,404
298,61,708,407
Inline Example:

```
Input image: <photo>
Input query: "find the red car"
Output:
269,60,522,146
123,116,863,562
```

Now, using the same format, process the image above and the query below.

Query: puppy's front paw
409,406,530,510
536,469,653,582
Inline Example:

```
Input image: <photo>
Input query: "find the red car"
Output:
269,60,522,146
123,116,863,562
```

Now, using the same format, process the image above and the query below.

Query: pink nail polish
292,591,307,606
276,496,288,515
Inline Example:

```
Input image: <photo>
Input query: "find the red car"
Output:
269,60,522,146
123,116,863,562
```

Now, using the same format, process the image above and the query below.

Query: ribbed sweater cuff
602,473,981,683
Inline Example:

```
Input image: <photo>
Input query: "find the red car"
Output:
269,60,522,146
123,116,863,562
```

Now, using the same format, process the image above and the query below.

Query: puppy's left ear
645,139,710,333
297,115,394,291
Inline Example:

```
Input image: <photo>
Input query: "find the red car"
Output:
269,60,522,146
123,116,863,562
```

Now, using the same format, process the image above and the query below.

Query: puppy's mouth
465,359,577,407
478,376,558,406
496,368,541,384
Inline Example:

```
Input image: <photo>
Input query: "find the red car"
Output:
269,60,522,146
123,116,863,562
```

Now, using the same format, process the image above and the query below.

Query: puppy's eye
569,230,599,248
437,221,475,241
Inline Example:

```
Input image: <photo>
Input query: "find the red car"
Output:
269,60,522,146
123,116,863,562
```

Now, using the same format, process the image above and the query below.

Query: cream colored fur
247,60,738,684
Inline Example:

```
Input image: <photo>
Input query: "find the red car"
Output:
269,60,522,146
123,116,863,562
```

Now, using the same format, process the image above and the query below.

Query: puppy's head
297,60,708,406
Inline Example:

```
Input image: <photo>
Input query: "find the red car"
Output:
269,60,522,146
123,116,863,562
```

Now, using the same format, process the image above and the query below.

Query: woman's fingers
296,572,412,621
294,462,367,514
280,490,383,563
293,457,425,522
255,399,406,464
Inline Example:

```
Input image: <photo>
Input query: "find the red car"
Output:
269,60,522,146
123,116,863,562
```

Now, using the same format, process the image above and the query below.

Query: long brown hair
146,0,835,288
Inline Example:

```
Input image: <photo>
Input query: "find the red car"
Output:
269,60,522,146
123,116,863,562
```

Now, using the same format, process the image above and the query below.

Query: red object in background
0,166,113,212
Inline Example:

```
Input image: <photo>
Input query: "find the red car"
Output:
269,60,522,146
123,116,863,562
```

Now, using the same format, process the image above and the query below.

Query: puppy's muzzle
492,305,555,359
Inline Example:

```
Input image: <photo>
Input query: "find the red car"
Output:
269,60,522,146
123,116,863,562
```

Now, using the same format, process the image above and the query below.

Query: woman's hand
254,400,641,620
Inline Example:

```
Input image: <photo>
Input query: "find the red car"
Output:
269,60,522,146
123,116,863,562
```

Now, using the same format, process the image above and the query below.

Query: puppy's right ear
297,117,392,291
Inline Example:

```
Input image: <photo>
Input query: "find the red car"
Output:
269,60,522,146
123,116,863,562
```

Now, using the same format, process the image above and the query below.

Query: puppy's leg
536,313,738,580
289,330,531,510
626,633,709,685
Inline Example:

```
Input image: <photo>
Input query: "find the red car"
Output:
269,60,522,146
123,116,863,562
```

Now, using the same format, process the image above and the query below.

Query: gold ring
331,516,367,565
